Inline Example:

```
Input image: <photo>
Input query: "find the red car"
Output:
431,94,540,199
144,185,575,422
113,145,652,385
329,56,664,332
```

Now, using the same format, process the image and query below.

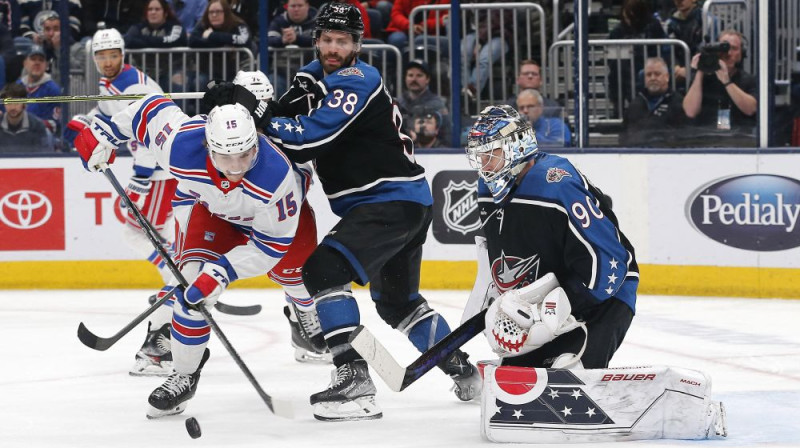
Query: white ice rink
1,289,798,447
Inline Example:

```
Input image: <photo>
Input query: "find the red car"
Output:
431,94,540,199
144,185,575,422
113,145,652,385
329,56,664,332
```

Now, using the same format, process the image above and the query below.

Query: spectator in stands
505,59,562,117
682,29,757,133
0,21,13,86
16,44,60,134
1,1,21,35
607,0,667,115
166,0,205,35
82,0,149,35
385,0,449,55
517,88,571,147
461,0,512,100
267,0,317,49
229,0,259,39
410,109,444,149
124,0,186,48
666,0,703,83
0,82,53,153
19,0,82,43
621,57,686,146
188,0,253,88
396,58,450,146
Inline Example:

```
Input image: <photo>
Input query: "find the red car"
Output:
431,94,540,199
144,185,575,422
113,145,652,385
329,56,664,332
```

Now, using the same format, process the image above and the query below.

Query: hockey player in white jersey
64,28,179,376
73,93,319,418
230,70,331,364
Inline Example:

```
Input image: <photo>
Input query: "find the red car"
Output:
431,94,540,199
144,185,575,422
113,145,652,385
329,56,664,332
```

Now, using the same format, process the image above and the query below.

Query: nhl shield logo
221,180,230,189
443,180,480,235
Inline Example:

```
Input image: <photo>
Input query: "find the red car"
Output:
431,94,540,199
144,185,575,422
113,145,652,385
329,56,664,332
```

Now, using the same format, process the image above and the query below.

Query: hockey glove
64,114,91,147
75,119,121,173
183,261,233,310
203,80,273,129
121,176,151,212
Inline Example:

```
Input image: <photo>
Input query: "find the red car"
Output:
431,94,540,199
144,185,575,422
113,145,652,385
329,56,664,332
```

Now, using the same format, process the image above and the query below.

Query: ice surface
1,290,798,447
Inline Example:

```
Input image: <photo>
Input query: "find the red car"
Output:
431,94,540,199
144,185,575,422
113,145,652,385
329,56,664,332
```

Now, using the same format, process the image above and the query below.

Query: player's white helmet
92,28,125,75
465,105,538,202
233,70,274,101
206,104,259,176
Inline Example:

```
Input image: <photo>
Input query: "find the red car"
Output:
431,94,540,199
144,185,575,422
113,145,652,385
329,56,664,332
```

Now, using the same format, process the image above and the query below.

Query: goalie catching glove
74,115,127,172
485,273,583,358
180,261,233,310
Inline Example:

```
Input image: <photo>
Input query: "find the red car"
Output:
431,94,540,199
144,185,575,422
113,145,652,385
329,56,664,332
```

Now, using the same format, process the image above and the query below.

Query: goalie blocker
480,363,727,443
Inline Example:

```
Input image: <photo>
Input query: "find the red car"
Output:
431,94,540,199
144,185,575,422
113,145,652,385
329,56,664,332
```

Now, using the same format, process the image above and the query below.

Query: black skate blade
214,301,262,316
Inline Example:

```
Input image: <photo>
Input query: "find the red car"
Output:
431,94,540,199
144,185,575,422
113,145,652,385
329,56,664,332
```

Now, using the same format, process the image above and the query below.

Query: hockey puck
185,417,202,439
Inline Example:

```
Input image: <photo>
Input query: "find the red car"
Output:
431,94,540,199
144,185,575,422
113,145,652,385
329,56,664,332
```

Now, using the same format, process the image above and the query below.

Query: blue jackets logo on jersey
337,67,364,78
686,174,800,251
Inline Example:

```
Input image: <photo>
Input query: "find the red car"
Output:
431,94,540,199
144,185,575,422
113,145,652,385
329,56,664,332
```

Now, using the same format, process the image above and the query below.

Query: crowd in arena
0,0,797,154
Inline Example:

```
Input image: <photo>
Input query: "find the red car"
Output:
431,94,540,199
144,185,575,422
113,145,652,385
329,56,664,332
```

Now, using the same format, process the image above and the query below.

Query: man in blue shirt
516,88,571,147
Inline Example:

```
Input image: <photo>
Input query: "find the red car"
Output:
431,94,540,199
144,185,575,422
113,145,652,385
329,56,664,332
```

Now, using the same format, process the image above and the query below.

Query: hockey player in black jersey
203,3,481,421
464,105,639,369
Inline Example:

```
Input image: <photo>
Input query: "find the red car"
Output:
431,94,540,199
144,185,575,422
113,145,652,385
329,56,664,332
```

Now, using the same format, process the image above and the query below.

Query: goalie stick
349,309,488,392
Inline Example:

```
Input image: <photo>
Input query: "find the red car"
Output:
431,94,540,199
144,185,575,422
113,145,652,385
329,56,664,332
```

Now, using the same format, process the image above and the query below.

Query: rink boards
1,153,799,298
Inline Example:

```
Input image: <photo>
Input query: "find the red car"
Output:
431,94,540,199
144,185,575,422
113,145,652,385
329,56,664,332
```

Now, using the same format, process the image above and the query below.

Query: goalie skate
310,360,382,421
708,401,727,438
283,305,332,364
146,348,209,419
130,323,173,377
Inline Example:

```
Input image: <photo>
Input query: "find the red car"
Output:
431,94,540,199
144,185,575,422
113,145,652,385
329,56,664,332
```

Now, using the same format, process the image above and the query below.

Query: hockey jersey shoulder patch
337,67,365,78
545,167,572,183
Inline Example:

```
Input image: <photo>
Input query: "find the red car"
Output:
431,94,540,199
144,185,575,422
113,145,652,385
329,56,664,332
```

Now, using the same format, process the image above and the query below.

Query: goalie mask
466,105,538,203
233,70,274,101
92,28,125,77
205,104,259,179
313,3,364,71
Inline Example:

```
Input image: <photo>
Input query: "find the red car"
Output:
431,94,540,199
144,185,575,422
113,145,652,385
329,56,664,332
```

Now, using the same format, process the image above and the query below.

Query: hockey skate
707,401,728,438
129,323,173,377
441,350,482,402
146,348,210,419
310,360,382,421
283,305,332,364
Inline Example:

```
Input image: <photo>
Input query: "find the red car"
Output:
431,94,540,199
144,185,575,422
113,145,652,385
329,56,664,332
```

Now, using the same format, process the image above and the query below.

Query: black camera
697,42,730,73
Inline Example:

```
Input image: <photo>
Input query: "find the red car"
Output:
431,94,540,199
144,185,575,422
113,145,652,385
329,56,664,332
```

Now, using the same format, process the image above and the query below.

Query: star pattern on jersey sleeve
271,121,281,131
283,122,294,132
605,258,620,295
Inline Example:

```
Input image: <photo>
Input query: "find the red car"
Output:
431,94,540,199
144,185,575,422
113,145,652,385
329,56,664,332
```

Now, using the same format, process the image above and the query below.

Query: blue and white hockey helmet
466,105,538,202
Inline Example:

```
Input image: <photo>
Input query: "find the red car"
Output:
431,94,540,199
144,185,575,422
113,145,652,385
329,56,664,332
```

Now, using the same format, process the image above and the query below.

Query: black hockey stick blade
77,288,178,351
350,308,487,392
214,301,262,316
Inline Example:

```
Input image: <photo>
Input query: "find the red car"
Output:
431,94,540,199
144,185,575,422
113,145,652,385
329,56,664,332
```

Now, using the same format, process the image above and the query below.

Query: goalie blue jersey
267,59,431,217
478,152,639,314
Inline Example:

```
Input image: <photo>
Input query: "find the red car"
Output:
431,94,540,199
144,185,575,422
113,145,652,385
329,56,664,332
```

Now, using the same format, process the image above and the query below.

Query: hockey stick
1,92,204,104
106,166,262,316
77,287,179,351
96,165,291,417
349,309,487,392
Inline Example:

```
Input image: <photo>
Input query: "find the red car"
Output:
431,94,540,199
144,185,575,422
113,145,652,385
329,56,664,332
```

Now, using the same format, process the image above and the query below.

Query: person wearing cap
15,44,61,135
0,82,53,153
411,109,444,149
396,58,450,146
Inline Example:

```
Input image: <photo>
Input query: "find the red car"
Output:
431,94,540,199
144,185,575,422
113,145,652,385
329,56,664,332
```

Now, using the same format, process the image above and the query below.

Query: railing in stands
408,2,546,116
549,38,691,126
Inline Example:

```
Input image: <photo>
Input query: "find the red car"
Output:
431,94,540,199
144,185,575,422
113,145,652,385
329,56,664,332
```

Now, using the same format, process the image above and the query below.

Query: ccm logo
601,373,656,381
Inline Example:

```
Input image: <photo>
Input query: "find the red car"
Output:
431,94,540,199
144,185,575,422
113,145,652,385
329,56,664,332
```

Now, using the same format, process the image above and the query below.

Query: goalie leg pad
481,364,726,443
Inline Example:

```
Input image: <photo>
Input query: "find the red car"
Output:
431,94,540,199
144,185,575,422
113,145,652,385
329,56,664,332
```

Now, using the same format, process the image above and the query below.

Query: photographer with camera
682,29,757,134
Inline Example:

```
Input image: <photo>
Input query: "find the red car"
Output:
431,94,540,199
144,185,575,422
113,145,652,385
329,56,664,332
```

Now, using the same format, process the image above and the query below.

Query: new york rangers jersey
104,94,308,280
94,64,168,181
267,59,431,217
478,152,639,314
